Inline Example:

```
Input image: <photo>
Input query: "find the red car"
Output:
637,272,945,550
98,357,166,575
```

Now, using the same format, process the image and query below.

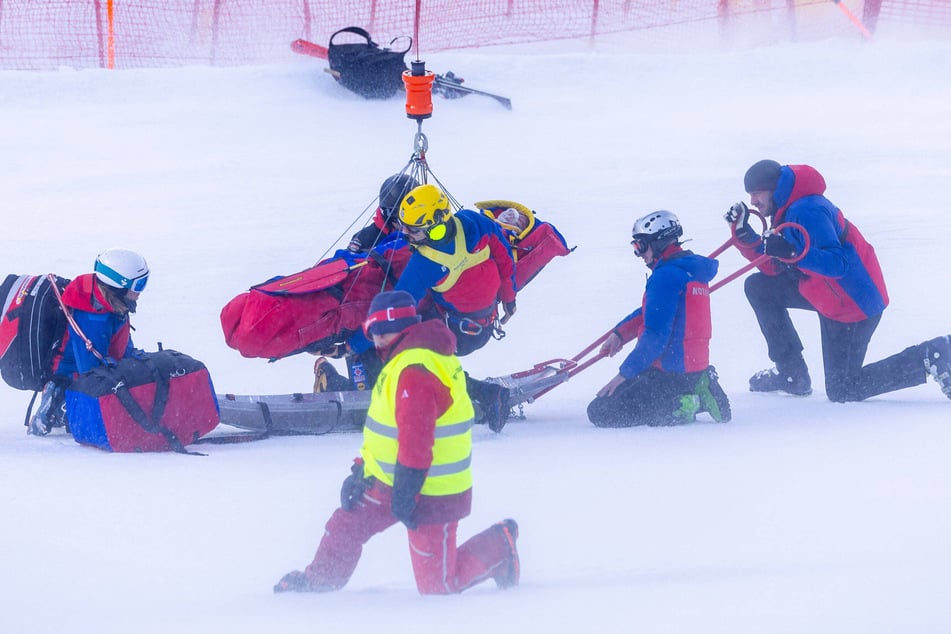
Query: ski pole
832,0,874,40
433,75,512,109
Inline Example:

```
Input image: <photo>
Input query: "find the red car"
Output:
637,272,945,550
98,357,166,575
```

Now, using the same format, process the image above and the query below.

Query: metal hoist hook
414,128,429,157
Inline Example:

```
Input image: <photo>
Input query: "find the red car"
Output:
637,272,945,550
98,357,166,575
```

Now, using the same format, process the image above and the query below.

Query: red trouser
303,480,511,594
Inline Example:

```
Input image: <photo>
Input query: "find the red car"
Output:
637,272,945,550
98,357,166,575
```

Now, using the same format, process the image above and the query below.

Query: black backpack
327,26,411,99
1,274,70,391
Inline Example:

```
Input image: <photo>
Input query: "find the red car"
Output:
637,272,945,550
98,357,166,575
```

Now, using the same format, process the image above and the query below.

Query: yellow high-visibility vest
362,346,475,496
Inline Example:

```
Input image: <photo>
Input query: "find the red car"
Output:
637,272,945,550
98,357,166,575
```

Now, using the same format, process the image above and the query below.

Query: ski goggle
128,273,149,293
401,221,447,242
95,263,149,293
630,235,651,257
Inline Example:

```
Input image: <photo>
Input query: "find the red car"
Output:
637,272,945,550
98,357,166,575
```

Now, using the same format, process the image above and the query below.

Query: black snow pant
745,270,927,402
587,367,701,428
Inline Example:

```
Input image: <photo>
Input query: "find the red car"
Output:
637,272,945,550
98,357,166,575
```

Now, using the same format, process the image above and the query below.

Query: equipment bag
220,245,411,360
1,274,70,391
327,26,410,99
65,349,220,453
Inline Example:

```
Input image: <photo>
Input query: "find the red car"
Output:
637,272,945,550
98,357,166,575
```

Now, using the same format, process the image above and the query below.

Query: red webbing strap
45,274,105,363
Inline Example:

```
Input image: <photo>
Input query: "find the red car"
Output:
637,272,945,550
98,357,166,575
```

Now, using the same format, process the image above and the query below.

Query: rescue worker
275,291,520,595
347,173,419,253
726,159,951,402
343,183,517,431
394,183,518,356
29,248,149,435
588,211,731,427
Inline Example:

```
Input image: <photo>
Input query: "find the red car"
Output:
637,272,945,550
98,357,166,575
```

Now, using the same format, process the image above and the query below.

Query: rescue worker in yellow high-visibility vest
275,290,520,595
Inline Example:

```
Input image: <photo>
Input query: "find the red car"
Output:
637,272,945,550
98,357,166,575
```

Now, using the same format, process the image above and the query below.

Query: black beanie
744,159,782,193
364,290,421,336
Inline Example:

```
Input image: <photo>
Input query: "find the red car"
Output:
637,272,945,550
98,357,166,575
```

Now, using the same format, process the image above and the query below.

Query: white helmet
631,210,683,256
94,248,149,292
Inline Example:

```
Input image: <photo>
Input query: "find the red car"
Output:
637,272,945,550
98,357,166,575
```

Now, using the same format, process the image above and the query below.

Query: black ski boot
749,356,812,396
465,374,511,432
924,335,951,400
28,380,67,436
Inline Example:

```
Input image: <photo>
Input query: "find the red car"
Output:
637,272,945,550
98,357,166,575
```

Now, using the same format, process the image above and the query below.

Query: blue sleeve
617,268,681,379
348,329,373,354
614,307,643,331
394,253,446,303
785,199,850,278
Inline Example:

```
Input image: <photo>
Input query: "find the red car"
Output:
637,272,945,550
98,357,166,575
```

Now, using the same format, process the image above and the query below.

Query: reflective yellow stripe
361,347,474,496
364,416,397,439
417,216,491,293
365,415,472,439
372,453,471,478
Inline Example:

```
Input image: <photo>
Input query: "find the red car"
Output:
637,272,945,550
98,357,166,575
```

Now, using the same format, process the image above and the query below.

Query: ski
433,74,512,110
290,38,328,59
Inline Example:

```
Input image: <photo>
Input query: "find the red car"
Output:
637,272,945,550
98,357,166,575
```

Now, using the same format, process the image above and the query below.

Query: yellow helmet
399,184,451,229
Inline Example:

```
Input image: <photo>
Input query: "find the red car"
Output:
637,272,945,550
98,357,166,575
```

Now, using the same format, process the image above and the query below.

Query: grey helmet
379,174,420,220
630,210,683,256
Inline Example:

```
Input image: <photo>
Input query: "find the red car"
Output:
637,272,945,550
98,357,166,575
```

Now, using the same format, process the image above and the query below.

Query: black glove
391,462,427,529
764,233,798,259
340,458,370,511
724,202,758,244
348,225,383,253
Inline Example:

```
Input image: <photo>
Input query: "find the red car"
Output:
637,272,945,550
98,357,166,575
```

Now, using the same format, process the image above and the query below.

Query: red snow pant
303,479,513,594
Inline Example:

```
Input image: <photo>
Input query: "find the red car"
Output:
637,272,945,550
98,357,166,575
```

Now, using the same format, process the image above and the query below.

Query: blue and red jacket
395,209,517,316
613,246,718,379
736,164,888,323
53,274,134,377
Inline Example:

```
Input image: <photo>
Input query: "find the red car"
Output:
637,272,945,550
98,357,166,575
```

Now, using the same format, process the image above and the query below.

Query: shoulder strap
387,35,413,55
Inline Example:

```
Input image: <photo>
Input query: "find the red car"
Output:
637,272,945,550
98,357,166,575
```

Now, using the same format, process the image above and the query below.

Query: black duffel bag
327,26,411,99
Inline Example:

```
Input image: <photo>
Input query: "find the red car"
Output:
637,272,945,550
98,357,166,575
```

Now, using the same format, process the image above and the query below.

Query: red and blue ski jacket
53,274,134,377
736,164,889,323
395,209,517,316
613,247,717,379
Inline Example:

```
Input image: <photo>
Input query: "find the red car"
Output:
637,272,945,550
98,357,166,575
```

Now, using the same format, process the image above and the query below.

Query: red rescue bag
65,349,219,453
